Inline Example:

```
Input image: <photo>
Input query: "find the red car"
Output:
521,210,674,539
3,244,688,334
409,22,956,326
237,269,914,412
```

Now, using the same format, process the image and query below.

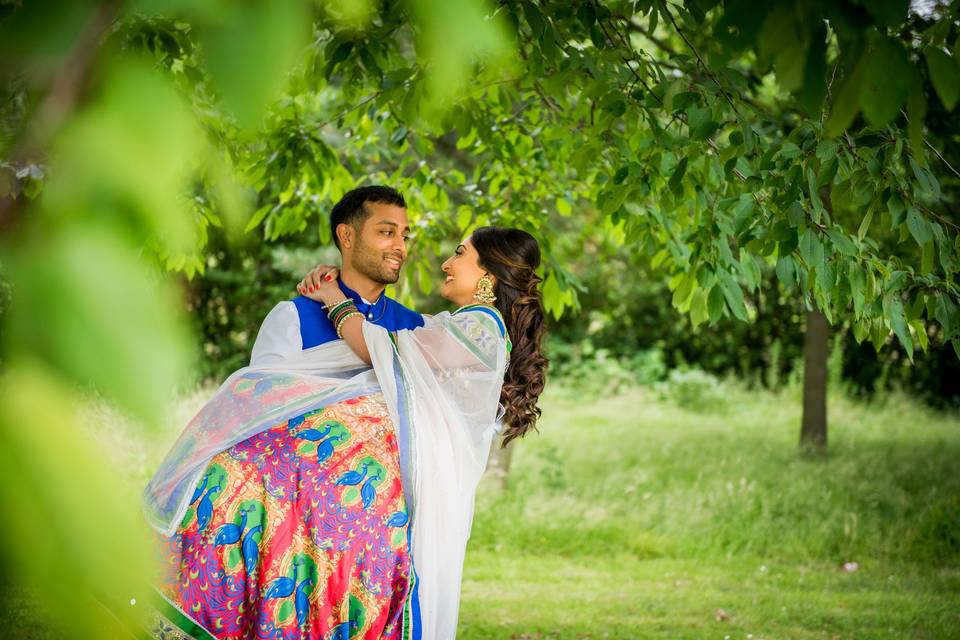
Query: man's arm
250,301,302,366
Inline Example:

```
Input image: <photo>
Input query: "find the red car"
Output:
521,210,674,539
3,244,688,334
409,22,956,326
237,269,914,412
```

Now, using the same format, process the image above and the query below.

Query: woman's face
440,238,494,307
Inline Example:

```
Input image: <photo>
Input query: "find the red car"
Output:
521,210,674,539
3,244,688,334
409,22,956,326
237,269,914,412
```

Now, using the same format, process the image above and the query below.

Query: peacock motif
294,419,352,463
336,456,387,510
155,394,413,639
213,500,265,579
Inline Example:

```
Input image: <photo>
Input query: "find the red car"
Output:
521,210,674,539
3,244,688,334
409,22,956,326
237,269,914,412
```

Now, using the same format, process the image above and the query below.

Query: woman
143,227,548,639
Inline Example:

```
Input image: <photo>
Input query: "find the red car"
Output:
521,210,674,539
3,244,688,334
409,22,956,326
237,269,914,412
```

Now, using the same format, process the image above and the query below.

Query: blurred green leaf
407,0,512,118
906,208,933,246
0,364,155,637
859,36,912,126
718,270,748,322
196,0,311,130
924,47,960,111
3,227,192,427
43,58,207,257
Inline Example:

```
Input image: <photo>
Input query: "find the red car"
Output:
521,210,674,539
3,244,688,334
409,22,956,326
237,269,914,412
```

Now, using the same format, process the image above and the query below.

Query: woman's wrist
321,294,349,309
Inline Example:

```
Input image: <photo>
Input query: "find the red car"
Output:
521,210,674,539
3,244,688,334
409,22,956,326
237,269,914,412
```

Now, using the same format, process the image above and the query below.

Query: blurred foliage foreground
1,0,960,637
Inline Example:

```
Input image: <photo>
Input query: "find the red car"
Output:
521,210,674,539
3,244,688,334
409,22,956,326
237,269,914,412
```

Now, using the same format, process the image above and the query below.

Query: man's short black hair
329,185,406,249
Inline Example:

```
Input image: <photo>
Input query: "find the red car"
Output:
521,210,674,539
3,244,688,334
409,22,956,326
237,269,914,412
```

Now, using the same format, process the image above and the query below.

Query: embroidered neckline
453,304,512,353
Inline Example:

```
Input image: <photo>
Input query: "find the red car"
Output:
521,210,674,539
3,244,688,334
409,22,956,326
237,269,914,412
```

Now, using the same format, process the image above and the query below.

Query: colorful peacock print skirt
151,393,420,640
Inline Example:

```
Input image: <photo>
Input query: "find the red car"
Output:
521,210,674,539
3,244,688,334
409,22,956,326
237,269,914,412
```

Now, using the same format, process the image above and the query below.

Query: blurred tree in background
1,0,959,635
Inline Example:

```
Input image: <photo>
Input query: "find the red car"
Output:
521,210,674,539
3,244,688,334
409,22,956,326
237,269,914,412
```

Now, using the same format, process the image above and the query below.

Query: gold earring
473,274,496,304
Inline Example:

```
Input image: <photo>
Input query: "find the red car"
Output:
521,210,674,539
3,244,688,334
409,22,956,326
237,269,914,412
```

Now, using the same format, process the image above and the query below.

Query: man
250,185,424,366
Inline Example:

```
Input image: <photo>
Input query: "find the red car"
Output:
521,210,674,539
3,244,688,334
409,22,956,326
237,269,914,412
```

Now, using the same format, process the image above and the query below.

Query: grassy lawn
458,382,960,639
459,553,959,639
3,379,958,638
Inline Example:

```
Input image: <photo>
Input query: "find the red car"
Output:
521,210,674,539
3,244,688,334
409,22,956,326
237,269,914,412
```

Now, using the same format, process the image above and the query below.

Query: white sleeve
250,301,302,366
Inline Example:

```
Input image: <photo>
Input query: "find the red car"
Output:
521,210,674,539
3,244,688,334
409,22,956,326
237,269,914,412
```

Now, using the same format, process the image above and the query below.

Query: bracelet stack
327,299,364,339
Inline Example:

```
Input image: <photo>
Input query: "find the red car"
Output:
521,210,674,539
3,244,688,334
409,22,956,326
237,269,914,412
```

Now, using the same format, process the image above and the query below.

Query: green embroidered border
452,305,512,353
401,562,418,639
149,591,217,640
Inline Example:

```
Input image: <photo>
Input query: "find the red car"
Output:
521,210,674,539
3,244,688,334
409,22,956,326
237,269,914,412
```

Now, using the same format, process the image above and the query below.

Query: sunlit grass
460,381,960,638
3,378,958,638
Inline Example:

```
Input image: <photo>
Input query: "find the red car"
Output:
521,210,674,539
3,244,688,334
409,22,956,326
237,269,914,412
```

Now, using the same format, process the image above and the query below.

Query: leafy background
1,0,959,636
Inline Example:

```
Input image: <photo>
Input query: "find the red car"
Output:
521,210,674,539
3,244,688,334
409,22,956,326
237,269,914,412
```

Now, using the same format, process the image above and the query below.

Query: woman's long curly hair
470,226,548,446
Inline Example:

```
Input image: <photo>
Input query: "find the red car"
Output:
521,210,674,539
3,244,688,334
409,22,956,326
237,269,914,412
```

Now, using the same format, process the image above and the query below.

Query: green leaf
798,23,828,114
936,294,959,340
5,227,191,427
864,0,909,28
826,228,857,256
799,228,824,270
690,287,708,328
906,207,933,246
925,47,960,111
244,203,273,233
859,36,913,126
907,84,928,160
887,192,906,228
826,60,864,136
541,273,571,320
691,119,720,141
408,0,511,114
806,166,824,222
886,293,913,360
857,207,874,240
522,1,546,38
815,139,839,163
200,0,311,130
786,201,805,227
707,284,725,322
910,319,929,353
738,114,755,153
850,263,866,317
910,157,941,200
556,198,572,216
775,255,796,290
738,248,761,292
816,261,835,294
718,270,749,322
327,40,354,67
921,238,936,274
669,157,688,197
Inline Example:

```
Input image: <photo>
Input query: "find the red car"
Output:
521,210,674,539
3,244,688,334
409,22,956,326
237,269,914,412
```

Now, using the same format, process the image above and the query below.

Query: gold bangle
336,311,364,339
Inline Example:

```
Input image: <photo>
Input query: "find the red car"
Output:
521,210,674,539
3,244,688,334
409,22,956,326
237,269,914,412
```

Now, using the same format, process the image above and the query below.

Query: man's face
344,202,410,285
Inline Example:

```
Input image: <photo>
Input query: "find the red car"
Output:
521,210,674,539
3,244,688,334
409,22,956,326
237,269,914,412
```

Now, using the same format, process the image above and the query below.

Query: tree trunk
800,301,828,454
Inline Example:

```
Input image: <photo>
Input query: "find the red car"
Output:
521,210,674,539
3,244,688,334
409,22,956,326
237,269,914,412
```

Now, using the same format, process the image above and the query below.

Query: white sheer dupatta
143,305,508,638
143,341,377,536
364,306,509,639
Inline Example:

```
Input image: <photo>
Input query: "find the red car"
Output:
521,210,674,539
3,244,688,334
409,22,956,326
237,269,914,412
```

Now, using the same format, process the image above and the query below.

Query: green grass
4,380,958,638
458,382,960,638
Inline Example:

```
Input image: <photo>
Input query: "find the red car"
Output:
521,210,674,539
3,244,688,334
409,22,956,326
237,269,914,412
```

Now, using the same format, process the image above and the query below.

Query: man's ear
336,223,353,250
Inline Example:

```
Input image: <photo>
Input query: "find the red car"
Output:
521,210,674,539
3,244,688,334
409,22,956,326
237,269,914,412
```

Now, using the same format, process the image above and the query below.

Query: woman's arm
304,270,504,372
303,270,372,365
336,312,371,365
